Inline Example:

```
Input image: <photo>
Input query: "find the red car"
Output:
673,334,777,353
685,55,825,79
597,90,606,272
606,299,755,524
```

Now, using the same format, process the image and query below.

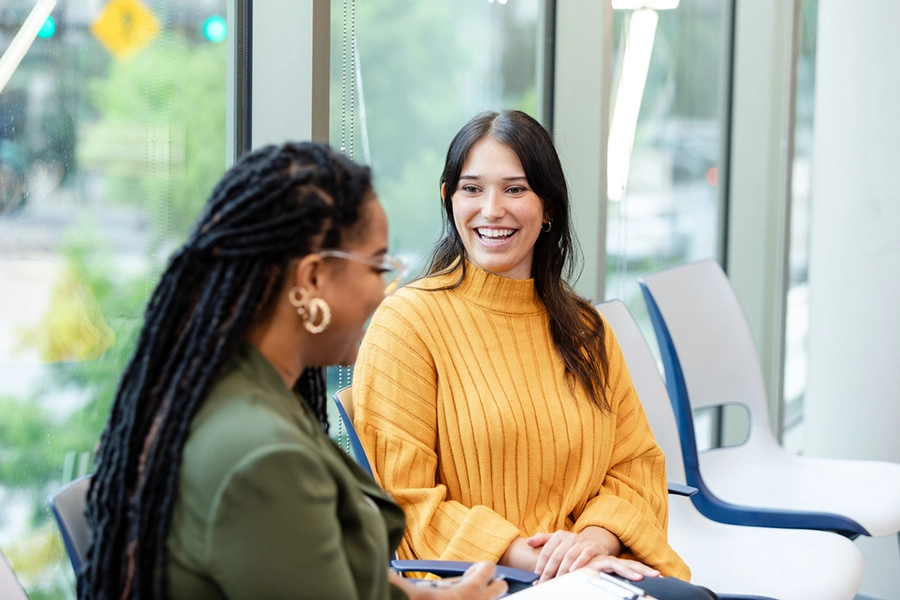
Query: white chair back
335,386,355,421
48,475,92,573
596,300,867,600
596,300,687,485
640,259,772,432
0,550,29,600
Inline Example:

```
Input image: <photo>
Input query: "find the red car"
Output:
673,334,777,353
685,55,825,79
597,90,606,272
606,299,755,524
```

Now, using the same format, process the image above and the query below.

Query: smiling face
449,137,547,280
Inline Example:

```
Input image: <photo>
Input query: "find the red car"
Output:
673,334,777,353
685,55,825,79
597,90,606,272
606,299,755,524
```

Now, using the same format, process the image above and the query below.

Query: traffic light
37,15,56,38
201,15,226,43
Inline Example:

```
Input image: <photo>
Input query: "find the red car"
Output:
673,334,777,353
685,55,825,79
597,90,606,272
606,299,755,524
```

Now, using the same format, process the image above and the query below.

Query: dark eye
507,186,526,194
461,184,480,194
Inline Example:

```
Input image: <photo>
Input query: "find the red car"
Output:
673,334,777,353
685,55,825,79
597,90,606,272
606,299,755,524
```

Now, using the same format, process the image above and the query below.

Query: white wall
804,1,900,597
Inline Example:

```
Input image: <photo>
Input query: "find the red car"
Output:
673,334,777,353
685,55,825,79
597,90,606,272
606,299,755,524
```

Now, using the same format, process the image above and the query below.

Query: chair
0,549,29,600
334,385,373,476
47,474,92,576
332,386,539,591
638,259,900,540
597,299,864,600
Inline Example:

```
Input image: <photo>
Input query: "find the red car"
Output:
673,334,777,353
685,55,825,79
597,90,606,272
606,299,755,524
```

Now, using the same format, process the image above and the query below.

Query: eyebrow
458,175,528,181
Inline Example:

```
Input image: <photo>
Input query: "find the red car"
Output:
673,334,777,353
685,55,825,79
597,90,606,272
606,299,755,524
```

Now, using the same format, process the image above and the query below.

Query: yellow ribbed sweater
353,263,690,580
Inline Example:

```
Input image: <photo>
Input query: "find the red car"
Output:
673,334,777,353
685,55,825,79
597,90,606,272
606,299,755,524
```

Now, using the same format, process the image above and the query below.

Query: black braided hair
80,142,373,600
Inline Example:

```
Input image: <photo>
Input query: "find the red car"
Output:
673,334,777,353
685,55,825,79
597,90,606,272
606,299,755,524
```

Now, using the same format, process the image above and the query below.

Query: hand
527,527,627,583
581,555,660,583
389,561,509,600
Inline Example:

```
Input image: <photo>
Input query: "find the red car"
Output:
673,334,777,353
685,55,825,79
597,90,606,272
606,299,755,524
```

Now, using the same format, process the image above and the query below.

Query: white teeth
477,228,515,238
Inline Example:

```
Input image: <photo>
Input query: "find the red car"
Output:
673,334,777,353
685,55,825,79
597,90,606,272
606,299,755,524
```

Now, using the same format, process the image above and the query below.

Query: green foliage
1,227,147,527
41,228,149,447
377,148,445,272
2,31,226,600
0,396,73,494
85,33,227,251
10,32,229,497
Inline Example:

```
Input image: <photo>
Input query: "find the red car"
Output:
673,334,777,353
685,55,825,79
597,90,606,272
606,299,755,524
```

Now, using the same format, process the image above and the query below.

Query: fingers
623,560,660,579
555,544,589,578
540,543,596,583
533,532,567,580
525,532,551,548
391,563,509,600
462,561,496,582
536,530,619,583
486,576,509,599
586,557,660,582
460,562,508,600
537,531,586,583
387,569,406,587
568,546,598,572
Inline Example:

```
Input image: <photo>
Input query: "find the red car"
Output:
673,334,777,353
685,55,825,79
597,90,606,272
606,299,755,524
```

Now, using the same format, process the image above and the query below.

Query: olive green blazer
166,343,407,600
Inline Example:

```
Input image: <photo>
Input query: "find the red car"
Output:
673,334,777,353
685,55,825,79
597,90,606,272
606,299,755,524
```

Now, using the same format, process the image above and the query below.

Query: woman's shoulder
183,367,318,488
372,271,459,321
395,268,461,296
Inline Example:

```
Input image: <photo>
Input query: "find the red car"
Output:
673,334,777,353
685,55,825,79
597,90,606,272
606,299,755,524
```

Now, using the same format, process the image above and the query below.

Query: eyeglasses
318,249,410,295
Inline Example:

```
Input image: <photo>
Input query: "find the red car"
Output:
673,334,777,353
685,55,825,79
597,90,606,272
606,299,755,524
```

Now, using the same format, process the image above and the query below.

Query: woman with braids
81,141,507,600
352,111,719,600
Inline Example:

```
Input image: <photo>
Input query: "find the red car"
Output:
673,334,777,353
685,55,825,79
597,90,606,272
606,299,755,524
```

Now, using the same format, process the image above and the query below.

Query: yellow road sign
90,0,160,60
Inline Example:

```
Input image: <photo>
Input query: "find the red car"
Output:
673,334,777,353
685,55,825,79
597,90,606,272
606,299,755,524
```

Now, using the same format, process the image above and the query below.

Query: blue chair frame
47,475,92,576
333,388,373,476
639,272,867,538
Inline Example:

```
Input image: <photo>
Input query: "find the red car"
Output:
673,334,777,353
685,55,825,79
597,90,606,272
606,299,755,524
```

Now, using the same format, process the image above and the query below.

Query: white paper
510,569,652,599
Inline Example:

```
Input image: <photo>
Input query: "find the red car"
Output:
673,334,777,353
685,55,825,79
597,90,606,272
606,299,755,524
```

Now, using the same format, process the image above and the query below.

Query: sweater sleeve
353,296,523,564
572,318,691,581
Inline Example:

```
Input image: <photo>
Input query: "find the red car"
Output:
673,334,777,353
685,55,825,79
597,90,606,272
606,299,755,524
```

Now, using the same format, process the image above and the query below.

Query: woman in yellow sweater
353,111,718,599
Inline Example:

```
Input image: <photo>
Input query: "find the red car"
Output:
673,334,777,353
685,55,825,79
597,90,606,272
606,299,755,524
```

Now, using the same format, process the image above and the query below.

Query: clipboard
509,568,657,599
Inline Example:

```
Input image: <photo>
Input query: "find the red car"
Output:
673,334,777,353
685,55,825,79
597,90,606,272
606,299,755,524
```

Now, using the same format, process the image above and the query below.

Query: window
0,1,227,595
327,0,549,402
782,0,817,453
604,0,730,320
328,0,547,273
603,0,734,451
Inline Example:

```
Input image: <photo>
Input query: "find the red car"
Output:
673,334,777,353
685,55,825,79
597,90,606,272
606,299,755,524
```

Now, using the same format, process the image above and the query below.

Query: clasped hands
503,526,661,584
390,527,659,599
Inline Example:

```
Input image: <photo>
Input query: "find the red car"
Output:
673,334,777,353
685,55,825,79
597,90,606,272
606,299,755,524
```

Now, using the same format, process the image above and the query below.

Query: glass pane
329,0,545,274
604,0,729,322
327,0,547,418
602,0,731,451
0,1,227,595
782,0,817,454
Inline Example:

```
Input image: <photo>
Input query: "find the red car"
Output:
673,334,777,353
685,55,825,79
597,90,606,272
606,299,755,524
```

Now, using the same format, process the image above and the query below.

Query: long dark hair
81,142,373,600
429,110,611,410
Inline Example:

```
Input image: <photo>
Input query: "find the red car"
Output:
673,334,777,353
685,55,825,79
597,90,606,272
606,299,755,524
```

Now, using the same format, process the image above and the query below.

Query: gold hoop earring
305,298,331,334
288,286,310,317
541,220,552,233
288,287,331,334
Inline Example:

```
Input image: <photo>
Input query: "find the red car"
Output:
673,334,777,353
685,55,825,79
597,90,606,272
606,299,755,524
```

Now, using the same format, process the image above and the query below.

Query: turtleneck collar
421,260,545,316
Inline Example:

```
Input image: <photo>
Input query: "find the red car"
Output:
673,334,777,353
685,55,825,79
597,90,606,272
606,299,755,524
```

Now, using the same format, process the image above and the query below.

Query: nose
481,187,505,220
